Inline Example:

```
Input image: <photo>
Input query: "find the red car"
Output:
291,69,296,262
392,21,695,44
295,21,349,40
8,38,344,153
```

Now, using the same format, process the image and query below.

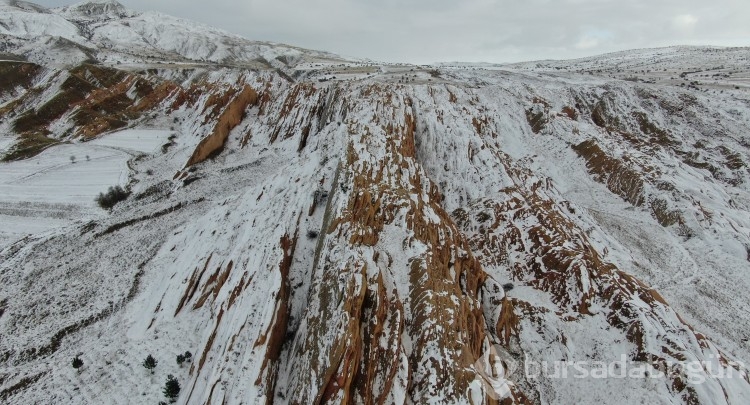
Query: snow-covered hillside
0,0,345,67
1,1,750,404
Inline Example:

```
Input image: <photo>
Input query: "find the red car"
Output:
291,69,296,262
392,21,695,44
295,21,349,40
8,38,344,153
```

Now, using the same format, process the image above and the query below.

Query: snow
0,9,85,43
0,2,749,404
88,129,173,154
1,0,347,68
0,143,127,205
0,129,172,246
0,136,15,155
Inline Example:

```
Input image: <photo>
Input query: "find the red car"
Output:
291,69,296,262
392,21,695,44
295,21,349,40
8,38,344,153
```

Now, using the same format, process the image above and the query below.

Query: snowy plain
0,129,173,246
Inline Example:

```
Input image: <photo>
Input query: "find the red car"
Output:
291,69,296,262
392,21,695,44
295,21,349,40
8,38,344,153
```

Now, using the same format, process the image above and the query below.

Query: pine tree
143,354,158,374
72,356,83,372
163,374,180,402
176,354,185,366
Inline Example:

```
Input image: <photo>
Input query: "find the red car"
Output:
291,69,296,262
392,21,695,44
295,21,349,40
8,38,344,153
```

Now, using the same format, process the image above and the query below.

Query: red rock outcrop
185,85,259,166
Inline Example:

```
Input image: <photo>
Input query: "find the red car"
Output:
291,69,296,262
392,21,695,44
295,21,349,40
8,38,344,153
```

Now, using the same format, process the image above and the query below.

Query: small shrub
69,155,76,164
502,283,514,292
306,229,319,239
177,351,192,366
72,356,83,372
95,186,130,210
143,354,158,374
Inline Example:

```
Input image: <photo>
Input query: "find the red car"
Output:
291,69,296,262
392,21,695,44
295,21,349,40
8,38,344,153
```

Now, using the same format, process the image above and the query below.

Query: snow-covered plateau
1,1,749,404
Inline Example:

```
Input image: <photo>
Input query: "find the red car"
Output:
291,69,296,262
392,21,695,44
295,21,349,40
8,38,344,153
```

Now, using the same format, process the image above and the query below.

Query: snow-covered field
0,136,14,156
87,129,172,154
0,129,172,246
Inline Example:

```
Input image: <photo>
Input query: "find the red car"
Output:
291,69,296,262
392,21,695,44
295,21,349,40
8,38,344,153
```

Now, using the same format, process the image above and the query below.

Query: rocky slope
1,1,750,404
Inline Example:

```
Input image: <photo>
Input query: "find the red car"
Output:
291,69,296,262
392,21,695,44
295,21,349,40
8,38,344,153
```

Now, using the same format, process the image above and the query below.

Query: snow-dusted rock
1,2,750,404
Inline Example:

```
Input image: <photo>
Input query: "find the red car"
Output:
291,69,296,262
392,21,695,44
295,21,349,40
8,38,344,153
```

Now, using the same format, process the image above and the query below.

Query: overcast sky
31,0,750,64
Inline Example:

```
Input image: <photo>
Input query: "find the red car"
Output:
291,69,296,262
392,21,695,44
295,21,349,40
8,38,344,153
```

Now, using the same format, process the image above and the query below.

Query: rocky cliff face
1,2,750,405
